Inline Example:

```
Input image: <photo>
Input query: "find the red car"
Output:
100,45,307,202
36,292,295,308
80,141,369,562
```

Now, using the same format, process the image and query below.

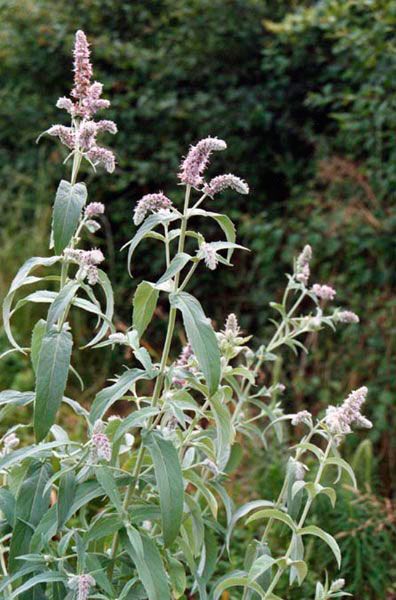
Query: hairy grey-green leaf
52,179,87,254
8,461,53,572
170,291,220,395
34,327,73,441
144,431,184,546
121,529,171,600
132,281,159,338
89,368,152,424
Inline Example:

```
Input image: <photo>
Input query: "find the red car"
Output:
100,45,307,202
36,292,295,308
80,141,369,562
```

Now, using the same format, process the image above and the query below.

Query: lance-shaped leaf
156,252,191,286
170,291,220,395
52,180,87,254
2,256,60,352
121,529,171,600
84,269,115,348
8,461,53,572
143,431,184,547
89,368,152,424
213,571,266,600
46,281,79,330
34,327,73,442
57,471,77,529
31,319,47,373
187,208,236,260
132,281,159,338
210,389,235,471
122,212,178,276
299,525,341,567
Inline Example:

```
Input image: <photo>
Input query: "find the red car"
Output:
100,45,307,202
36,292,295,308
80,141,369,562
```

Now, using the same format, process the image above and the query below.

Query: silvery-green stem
108,185,191,573
262,437,333,599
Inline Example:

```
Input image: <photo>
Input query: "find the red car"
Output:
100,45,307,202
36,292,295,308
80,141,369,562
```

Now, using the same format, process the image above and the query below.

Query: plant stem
263,437,332,599
108,185,191,573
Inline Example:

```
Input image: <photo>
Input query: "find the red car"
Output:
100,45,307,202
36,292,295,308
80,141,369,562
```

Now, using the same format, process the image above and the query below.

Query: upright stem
108,185,191,573
262,437,332,599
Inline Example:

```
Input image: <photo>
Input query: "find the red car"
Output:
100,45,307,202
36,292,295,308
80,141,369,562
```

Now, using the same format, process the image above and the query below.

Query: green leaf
325,457,357,489
246,508,297,532
0,488,15,525
213,571,266,600
188,209,236,260
210,389,235,470
2,256,60,352
34,327,73,441
121,529,171,600
170,291,220,395
113,406,159,443
52,179,87,254
8,461,53,572
89,368,151,423
9,571,67,599
46,281,79,330
31,319,46,374
84,269,115,348
168,557,187,599
57,471,77,529
226,500,274,551
143,431,184,546
94,466,124,514
123,212,178,276
183,469,218,518
132,281,159,338
84,515,122,545
0,440,77,472
299,525,341,567
156,252,191,285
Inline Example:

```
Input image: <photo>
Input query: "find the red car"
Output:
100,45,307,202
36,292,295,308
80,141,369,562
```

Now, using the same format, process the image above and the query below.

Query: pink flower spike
85,202,105,218
178,137,227,187
311,283,336,301
71,30,93,103
87,146,116,173
133,193,173,225
204,174,249,196
46,125,75,149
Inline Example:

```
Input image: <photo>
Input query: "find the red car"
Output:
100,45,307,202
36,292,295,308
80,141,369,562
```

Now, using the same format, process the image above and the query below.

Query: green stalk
108,185,192,573
262,437,333,599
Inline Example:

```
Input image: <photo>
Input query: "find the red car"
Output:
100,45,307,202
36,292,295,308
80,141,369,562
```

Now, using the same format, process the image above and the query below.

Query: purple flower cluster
325,386,372,436
295,245,312,285
91,420,112,462
46,31,117,173
68,574,95,600
204,174,249,196
64,248,104,285
311,283,336,301
335,310,359,323
291,410,312,426
85,202,105,219
178,137,227,188
172,343,196,387
133,193,173,225
199,242,218,270
59,30,109,119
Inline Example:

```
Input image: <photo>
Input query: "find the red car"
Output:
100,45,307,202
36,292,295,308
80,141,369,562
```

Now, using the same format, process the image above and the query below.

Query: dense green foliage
1,1,395,597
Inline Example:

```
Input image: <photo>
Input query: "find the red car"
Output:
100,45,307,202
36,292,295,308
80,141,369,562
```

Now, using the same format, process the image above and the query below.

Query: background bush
1,1,395,597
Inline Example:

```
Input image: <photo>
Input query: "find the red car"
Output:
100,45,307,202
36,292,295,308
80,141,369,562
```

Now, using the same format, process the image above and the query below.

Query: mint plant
0,31,371,599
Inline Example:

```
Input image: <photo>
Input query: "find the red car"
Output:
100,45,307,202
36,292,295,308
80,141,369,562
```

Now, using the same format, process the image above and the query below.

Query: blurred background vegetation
0,0,395,597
